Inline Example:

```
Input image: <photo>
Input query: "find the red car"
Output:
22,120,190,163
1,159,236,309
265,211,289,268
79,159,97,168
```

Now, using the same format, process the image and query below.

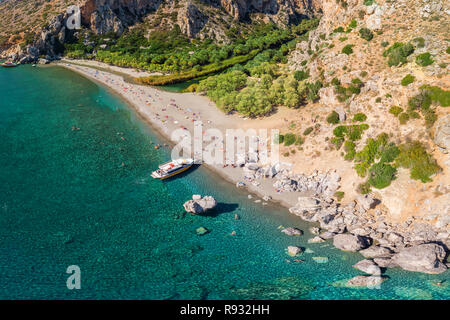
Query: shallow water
0,65,448,299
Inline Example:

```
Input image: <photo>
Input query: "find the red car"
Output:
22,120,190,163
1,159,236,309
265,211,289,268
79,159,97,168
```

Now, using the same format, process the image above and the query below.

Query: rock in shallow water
184,195,217,215
353,259,382,276
346,275,387,288
196,227,210,236
287,246,303,257
281,227,303,236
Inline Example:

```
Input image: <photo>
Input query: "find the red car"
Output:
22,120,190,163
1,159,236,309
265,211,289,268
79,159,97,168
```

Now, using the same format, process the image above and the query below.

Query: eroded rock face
333,234,371,252
178,2,208,38
391,243,448,274
80,0,163,34
434,114,450,154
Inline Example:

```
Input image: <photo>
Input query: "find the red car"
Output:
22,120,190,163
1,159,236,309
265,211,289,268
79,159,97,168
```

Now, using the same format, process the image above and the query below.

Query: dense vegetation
192,19,322,117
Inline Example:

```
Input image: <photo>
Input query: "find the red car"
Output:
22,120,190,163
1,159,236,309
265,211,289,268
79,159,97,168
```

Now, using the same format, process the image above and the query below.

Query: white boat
151,158,194,180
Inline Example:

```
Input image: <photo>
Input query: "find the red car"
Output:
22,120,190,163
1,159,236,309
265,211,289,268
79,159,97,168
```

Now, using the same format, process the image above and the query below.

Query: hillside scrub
416,52,434,66
383,42,414,66
395,141,441,183
401,74,415,86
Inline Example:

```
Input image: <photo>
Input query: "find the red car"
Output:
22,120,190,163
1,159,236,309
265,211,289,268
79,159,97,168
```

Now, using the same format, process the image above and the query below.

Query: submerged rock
184,195,217,215
287,246,303,257
353,259,381,276
196,227,210,236
312,257,329,264
391,243,448,274
333,234,371,252
346,275,387,288
281,227,303,236
308,236,325,244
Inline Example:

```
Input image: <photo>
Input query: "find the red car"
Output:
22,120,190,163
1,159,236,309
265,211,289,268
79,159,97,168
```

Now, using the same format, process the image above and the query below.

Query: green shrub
331,137,344,149
344,140,356,160
420,85,450,107
353,113,367,122
274,134,284,144
383,42,414,67
333,126,347,138
294,69,309,81
381,41,389,48
359,28,374,41
408,91,432,111
395,141,441,182
446,47,450,54
357,181,371,194
375,97,382,103
368,163,397,189
389,106,403,116
399,112,410,124
339,36,348,42
349,19,357,29
412,37,425,48
401,74,415,86
284,133,297,146
334,26,345,33
342,44,354,55
327,111,341,124
416,52,434,66
303,127,314,135
379,143,400,163
334,191,345,201
331,77,341,86
364,0,374,5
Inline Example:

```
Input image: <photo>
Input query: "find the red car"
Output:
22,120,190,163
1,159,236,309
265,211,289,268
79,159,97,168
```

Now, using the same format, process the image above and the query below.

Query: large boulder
391,243,448,274
183,195,217,215
333,234,371,252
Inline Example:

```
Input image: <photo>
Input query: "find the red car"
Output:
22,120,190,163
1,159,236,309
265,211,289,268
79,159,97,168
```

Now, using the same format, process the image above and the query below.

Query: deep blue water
0,65,448,299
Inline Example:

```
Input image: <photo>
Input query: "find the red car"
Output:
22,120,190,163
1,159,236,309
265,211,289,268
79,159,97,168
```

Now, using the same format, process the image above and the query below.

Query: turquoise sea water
0,65,449,300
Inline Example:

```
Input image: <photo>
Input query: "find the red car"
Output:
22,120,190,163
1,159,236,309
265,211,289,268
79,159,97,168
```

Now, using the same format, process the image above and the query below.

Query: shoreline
54,60,301,210
48,60,450,276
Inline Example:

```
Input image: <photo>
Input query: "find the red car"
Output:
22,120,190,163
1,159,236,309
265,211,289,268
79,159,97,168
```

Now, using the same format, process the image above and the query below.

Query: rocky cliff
0,0,322,62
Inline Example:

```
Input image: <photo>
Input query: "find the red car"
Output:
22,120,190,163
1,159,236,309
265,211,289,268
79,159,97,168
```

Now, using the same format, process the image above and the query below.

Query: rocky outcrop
183,195,217,215
178,2,208,38
217,0,320,23
391,243,448,274
13,13,69,63
80,0,163,35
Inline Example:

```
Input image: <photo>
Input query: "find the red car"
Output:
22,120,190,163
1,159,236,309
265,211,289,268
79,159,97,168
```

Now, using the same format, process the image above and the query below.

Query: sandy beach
55,59,302,208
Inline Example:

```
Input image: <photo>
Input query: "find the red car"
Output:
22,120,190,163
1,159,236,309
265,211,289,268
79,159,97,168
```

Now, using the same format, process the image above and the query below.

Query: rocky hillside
281,0,449,229
0,0,321,60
